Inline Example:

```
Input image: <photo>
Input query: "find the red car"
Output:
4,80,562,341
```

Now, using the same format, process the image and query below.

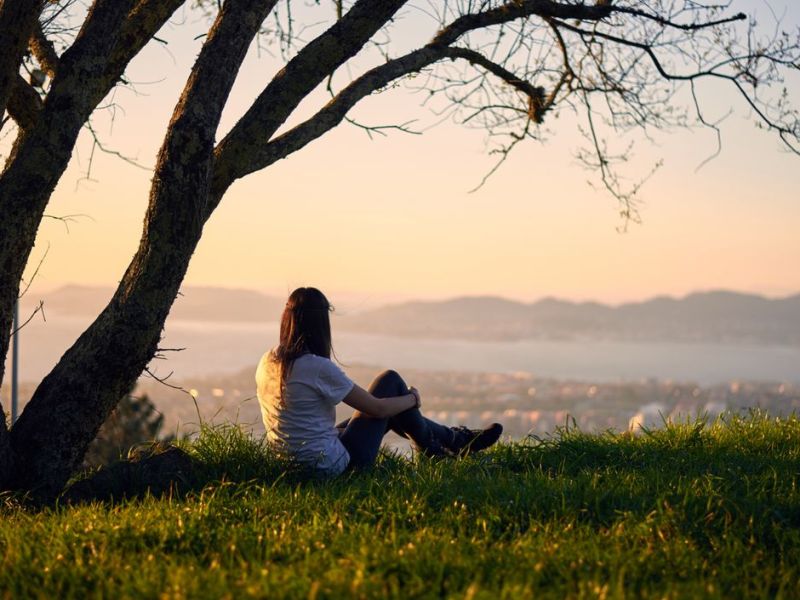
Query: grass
1,410,799,599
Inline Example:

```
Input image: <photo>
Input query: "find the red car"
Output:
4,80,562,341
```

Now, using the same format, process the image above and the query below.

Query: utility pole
11,300,19,424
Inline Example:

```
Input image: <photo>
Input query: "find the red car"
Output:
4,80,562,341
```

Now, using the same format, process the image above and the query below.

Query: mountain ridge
20,285,800,345
335,289,800,345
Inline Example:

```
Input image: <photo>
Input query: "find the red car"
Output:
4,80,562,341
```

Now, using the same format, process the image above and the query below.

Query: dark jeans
337,370,453,469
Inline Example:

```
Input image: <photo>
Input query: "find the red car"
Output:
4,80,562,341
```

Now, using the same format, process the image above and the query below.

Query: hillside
337,290,800,344
24,286,800,345
24,285,285,323
1,413,798,598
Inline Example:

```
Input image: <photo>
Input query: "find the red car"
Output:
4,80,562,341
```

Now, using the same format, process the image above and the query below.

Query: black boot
413,432,449,458
446,423,503,456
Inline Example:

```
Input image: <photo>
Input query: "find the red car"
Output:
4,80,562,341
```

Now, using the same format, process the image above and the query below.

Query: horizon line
21,283,800,310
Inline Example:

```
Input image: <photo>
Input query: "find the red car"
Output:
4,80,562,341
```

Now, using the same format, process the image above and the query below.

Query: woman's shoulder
256,351,342,383
292,352,334,372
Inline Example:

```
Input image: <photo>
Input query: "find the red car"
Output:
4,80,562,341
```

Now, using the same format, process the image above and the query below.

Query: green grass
2,411,799,599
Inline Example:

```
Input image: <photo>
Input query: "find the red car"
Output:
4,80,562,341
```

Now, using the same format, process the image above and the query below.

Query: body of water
7,314,800,385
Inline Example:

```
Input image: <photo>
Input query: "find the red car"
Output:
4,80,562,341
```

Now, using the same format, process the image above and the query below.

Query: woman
256,287,503,475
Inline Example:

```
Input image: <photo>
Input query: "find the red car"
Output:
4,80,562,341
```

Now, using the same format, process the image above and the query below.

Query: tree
0,0,798,500
83,394,173,468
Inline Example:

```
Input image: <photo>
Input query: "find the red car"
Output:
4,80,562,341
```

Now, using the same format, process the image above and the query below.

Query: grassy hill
1,412,799,598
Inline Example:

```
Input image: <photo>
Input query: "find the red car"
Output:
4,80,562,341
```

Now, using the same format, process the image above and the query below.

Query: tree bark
9,0,276,500
28,20,59,78
0,0,45,489
6,74,43,130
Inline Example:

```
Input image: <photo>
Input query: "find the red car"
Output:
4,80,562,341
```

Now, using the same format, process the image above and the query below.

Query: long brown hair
273,287,334,387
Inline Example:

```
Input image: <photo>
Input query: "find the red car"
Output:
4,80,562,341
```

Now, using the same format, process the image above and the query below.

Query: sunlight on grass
1,411,798,598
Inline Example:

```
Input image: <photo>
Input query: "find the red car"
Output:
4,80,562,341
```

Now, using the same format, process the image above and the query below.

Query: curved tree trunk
9,0,276,500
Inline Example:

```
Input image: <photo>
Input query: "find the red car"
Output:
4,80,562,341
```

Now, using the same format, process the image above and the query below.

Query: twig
11,301,46,336
143,366,203,426
18,243,50,299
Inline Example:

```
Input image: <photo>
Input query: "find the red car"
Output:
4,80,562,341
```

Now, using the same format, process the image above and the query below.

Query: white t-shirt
256,351,354,475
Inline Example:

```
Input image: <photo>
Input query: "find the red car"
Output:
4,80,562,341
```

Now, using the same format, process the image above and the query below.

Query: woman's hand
409,386,421,409
343,384,419,418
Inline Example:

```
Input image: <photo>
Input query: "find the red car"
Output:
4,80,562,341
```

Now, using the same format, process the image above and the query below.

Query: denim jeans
337,369,453,468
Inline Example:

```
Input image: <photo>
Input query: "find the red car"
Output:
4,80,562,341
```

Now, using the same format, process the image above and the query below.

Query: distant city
123,365,800,444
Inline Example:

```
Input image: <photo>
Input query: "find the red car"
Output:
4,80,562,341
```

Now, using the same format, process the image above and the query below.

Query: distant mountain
22,286,800,345
23,285,285,323
335,291,800,346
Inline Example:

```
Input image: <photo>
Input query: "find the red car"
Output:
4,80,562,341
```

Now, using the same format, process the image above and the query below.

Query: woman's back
256,351,353,474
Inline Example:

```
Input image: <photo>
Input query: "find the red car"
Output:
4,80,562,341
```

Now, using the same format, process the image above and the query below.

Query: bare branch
549,17,800,153
468,119,533,193
11,300,46,336
212,0,620,199
211,45,446,206
18,242,49,299
609,6,746,32
443,47,547,123
42,212,95,234
343,116,421,139
77,119,150,186
214,0,409,191
143,367,193,396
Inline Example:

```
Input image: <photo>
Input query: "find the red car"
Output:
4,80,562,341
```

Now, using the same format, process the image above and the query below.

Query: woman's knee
369,369,408,396
377,369,404,385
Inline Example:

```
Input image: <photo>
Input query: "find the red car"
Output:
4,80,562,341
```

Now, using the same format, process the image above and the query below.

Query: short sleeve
316,359,354,405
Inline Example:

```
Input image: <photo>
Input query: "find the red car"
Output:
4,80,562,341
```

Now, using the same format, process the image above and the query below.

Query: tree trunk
9,207,207,498
9,0,275,500
0,114,77,489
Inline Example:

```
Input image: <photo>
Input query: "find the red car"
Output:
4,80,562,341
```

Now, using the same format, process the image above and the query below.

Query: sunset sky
15,1,800,308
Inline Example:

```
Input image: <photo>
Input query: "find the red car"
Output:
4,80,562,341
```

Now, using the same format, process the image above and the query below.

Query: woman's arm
342,384,420,419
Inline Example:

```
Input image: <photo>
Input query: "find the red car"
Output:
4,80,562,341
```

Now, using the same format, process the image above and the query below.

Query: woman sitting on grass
256,287,503,476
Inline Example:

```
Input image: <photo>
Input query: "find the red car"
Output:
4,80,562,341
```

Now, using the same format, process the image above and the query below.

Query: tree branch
210,45,446,204
213,0,409,193
43,0,181,118
105,0,187,87
0,0,43,124
212,0,618,199
442,47,547,123
609,6,746,32
431,0,613,47
28,19,59,78
550,17,800,153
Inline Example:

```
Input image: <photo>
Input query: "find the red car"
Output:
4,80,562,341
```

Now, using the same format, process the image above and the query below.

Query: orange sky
15,2,800,307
